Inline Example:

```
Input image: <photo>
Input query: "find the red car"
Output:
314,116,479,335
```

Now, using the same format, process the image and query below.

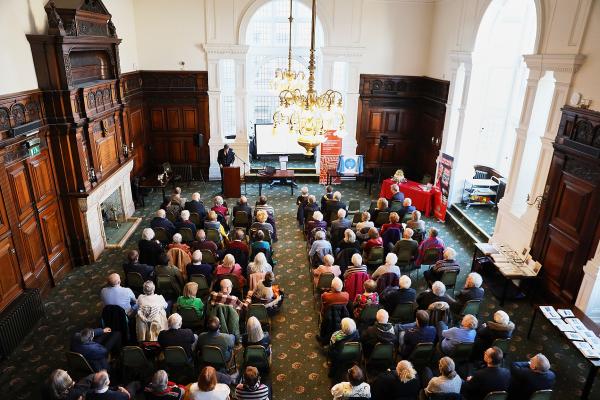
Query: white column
231,50,251,178
576,246,600,323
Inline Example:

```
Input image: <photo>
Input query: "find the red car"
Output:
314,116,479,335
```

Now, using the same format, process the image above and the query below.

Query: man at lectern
217,144,235,194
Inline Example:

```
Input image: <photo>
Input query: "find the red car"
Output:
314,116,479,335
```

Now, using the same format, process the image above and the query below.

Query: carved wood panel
0,186,9,238
19,216,46,285
183,109,197,131
151,109,165,130
0,236,22,311
38,202,67,262
27,150,56,210
167,109,181,130
6,162,34,223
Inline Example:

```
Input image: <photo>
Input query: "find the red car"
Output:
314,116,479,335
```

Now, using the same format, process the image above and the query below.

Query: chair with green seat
492,337,511,366
313,272,335,308
189,274,211,300
233,211,251,231
389,302,416,324
178,227,194,243
484,391,508,400
366,342,395,376
529,390,553,400
247,303,271,332
126,271,145,295
243,345,270,373
450,342,474,376
66,351,95,379
156,274,180,300
200,250,218,266
352,212,363,225
389,200,403,212
205,228,222,246
374,211,390,227
366,247,385,270
154,227,170,243
198,345,235,373
336,341,362,367
189,212,202,228
437,269,459,294
459,300,482,319
347,200,361,215
407,342,435,370
417,247,443,282
369,200,378,211
178,306,204,330
121,346,153,381
395,247,415,275
358,304,380,329
162,346,194,381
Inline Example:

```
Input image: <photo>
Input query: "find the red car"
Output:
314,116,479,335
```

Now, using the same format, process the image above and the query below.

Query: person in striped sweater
235,366,270,400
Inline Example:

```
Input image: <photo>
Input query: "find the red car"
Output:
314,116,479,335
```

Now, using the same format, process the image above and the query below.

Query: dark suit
185,200,207,221
217,148,235,167
158,328,196,358
391,191,405,202
86,389,129,400
462,366,511,400
398,205,416,221
138,239,164,267
372,371,421,400
233,203,252,228
400,325,436,358
186,263,213,285
302,203,320,225
175,220,197,237
325,200,347,222
71,329,111,372
122,261,154,283
150,217,176,237
416,290,453,310
509,362,555,400
321,193,334,211
381,287,417,313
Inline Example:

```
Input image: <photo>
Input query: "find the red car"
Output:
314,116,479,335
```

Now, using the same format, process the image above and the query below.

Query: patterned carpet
454,202,498,237
0,180,595,399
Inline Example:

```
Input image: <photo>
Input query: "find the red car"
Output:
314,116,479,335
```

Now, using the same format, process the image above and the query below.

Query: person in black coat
416,281,454,310
71,328,121,372
232,196,252,229
324,191,347,222
186,250,213,285
380,275,417,313
123,249,154,283
157,314,197,359
321,185,335,210
508,354,555,400
390,184,405,203
451,272,485,315
86,371,133,400
138,228,165,266
150,209,176,237
174,210,197,238
361,309,398,357
302,195,320,225
371,360,421,400
462,347,511,400
473,310,515,359
184,192,207,221
217,144,235,194
398,310,437,359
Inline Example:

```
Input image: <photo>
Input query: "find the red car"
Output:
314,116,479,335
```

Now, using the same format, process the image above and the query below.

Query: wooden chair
178,227,194,243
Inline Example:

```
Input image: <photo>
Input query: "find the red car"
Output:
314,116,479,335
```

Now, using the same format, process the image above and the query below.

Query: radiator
0,289,45,360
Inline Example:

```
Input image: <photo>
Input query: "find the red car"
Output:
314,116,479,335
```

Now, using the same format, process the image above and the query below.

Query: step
446,207,489,245
450,204,492,241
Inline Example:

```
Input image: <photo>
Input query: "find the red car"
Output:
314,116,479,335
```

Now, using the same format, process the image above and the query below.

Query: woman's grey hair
340,317,356,335
399,275,411,289
439,356,457,378
443,247,456,260
461,314,478,330
142,228,155,241
151,370,169,393
466,272,483,288
344,229,356,243
214,195,224,206
168,313,182,329
337,208,347,218
351,253,362,266
143,280,155,295
313,211,323,221
385,252,398,266
172,233,182,244
315,230,326,240
253,252,267,267
323,254,334,266
50,369,74,398
431,281,446,296
301,186,309,195
246,316,265,343
331,277,343,292
180,210,190,221
494,310,510,325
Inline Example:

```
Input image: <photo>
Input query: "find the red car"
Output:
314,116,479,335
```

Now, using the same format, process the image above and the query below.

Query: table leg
471,248,478,272
291,180,294,196
259,182,262,196
527,306,538,339
582,366,598,400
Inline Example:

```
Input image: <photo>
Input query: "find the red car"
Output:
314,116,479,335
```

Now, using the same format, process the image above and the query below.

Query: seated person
167,233,192,258
186,250,213,285
100,273,136,315
398,310,436,359
254,195,275,219
172,187,187,207
423,357,462,397
86,371,133,400
372,252,401,280
352,279,379,319
313,254,342,288
185,192,207,222
417,281,453,310
309,230,333,265
336,229,361,255
252,272,284,313
176,281,204,318
204,210,227,239
214,254,246,287
391,228,419,265
296,186,310,225
321,277,349,316
226,229,250,257
209,278,253,312
250,230,272,257
155,253,184,294
191,229,219,253
423,247,460,285
248,252,273,275
508,353,555,400
361,309,397,356
136,281,169,341
306,210,328,237
328,317,360,362
398,198,416,221
211,195,229,217
158,313,197,359
380,212,404,236
462,347,511,400
242,316,271,354
251,210,274,238
44,369,92,400
380,274,416,313
184,366,230,400
356,211,374,232
165,197,183,220
151,209,176,237
406,210,426,233
415,228,445,266
438,314,478,357
371,360,421,400
331,365,371,400
175,210,197,238
138,228,164,267
343,253,368,278
331,208,352,231
321,185,335,210
474,310,515,359
71,327,121,372
233,196,252,228
390,183,405,203
197,317,236,362
235,366,270,400
362,227,383,259
144,370,185,400
451,272,484,315
369,198,389,225
123,249,154,283
302,194,320,226
325,191,347,223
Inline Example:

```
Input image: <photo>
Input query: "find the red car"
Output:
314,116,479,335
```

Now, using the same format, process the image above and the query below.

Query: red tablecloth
379,179,435,217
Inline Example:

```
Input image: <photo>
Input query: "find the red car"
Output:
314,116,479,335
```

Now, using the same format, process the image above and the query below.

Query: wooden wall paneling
167,108,181,131
6,162,35,223
183,108,197,131
0,185,10,238
0,236,22,311
151,109,165,130
27,150,56,209
19,216,49,290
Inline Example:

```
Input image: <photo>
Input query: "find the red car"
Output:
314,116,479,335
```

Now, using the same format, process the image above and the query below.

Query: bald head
220,279,233,294
107,273,121,287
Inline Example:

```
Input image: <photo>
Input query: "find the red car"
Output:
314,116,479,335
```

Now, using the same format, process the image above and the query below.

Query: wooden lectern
223,166,241,198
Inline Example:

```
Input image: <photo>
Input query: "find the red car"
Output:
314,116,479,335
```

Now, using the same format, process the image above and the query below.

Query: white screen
255,124,306,155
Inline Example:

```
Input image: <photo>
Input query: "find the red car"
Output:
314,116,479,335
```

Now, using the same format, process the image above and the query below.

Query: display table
326,168,374,194
379,178,395,200
380,179,435,216
256,170,295,196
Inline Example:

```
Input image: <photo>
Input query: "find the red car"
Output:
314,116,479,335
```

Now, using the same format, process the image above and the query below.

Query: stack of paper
565,318,588,331
540,306,561,319
549,319,575,332
573,341,600,358
557,309,575,318
564,332,584,341
492,253,509,263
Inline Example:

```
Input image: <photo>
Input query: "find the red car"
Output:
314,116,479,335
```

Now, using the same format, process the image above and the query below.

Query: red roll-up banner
319,131,343,185
433,153,454,222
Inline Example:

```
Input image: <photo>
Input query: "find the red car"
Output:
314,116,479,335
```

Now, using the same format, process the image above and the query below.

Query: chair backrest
164,346,189,366
428,301,450,326
422,247,443,265
205,228,222,244
369,200,378,211
408,342,435,368
369,342,395,363
66,351,95,375
200,345,227,370
101,305,129,343
359,304,380,326
461,299,481,317
166,210,177,223
200,250,218,265
244,345,270,371
178,227,194,242
412,228,424,244
234,211,250,226
154,227,170,243
247,303,270,330
491,337,511,355
484,391,508,400
376,272,399,294
122,346,149,368
178,306,203,329
529,390,553,400
126,272,144,293
189,212,202,227
382,228,402,248
440,270,459,288
156,274,179,298
304,209,315,224
316,272,335,292
395,247,414,265
389,200,403,212
374,211,390,227
452,342,474,363
390,302,416,324
338,341,362,363
348,200,361,213
189,274,210,297
352,212,362,224
367,246,385,263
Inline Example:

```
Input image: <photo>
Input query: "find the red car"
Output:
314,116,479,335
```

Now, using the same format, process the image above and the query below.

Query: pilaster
576,246,600,323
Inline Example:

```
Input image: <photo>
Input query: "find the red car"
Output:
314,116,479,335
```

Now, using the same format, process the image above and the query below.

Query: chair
121,346,153,380
358,304,380,328
395,247,415,274
234,211,251,230
163,346,193,371
439,270,459,293
451,342,474,375
189,212,202,227
101,305,130,344
369,200,378,210
336,341,362,366
427,393,462,400
407,342,435,370
200,250,218,266
205,228,222,245
529,390,553,400
352,212,362,225
460,299,481,318
126,272,144,295
154,227,170,243
178,306,204,330
66,351,95,378
156,274,180,300
330,228,346,249
314,272,335,297
484,391,508,400
199,345,235,372
366,342,395,373
374,211,390,227
366,247,385,269
247,303,271,332
166,210,177,223
336,247,360,274
218,273,244,298
178,227,194,243
348,200,361,214
189,274,211,299
492,337,511,365
381,228,402,253
418,247,443,281
389,200,403,212
389,302,416,324
243,344,270,372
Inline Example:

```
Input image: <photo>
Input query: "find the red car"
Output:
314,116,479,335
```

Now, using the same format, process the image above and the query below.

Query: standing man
217,144,235,194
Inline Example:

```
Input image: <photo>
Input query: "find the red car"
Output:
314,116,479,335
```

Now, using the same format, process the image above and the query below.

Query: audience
356,211,374,232
296,187,310,225
331,365,371,399
423,357,462,397
185,192,207,222
44,369,91,400
242,316,271,353
370,198,389,225
226,229,250,257
209,278,252,312
197,317,236,364
157,313,197,359
325,191,347,222
423,247,460,284
328,317,360,362
362,227,383,258
474,310,515,358
250,230,272,257
313,254,342,287
176,282,204,317
235,366,270,400
100,273,136,315
251,210,274,237
391,228,418,265
248,252,273,275
233,196,252,228
302,194,320,224
151,209,176,237
372,360,420,400
344,253,368,277
331,208,352,230
415,228,445,266
123,249,154,284
175,210,197,237
381,274,416,313
398,310,436,359
186,250,213,285
306,210,328,236
508,353,555,400
390,184,405,203
352,279,379,319
144,370,185,400
438,314,478,357
254,195,275,219
462,346,511,400
417,281,453,310
398,198,416,221
71,327,120,372
215,254,246,287
138,228,164,266
184,366,230,400
252,272,284,312
321,277,349,315
361,309,397,356
191,229,219,253
136,281,168,341
321,185,335,210
372,252,401,280
204,210,226,238
336,229,361,255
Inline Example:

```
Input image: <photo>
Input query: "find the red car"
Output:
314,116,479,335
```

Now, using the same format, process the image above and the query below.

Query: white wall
105,0,139,73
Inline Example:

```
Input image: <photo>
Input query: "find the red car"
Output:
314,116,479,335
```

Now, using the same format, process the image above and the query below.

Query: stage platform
446,202,497,244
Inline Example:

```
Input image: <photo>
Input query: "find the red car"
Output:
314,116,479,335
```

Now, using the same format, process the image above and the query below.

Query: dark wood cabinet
531,106,600,304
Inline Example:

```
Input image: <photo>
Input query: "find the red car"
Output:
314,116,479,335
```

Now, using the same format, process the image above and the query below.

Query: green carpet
0,180,595,399
454,202,498,237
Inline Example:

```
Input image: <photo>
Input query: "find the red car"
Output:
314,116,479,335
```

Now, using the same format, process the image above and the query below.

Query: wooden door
0,235,23,311
6,161,34,223
27,150,56,209
19,216,48,288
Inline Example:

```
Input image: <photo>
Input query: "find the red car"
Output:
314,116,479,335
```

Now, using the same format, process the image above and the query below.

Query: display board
319,131,343,184
255,124,306,155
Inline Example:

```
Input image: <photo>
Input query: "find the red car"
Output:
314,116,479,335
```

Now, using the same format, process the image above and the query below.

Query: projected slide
255,124,306,155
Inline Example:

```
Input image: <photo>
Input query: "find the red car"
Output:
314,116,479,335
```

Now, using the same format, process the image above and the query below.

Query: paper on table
580,348,600,359
565,318,588,331
540,306,561,319
558,309,575,318
564,332,584,341
573,341,592,350
550,319,575,332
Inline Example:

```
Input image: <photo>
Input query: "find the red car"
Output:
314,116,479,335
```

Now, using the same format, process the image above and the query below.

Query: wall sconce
122,143,129,157
526,194,544,209
88,166,98,183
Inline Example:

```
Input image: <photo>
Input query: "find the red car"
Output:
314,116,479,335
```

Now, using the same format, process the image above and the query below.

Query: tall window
246,0,324,126
220,59,236,139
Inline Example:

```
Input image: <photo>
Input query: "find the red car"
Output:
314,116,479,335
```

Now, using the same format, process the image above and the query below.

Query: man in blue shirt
100,273,137,315
439,314,478,356
71,327,121,372
398,310,437,359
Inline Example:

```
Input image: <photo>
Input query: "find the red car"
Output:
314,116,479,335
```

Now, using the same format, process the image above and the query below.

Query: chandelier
272,0,346,156
269,0,307,93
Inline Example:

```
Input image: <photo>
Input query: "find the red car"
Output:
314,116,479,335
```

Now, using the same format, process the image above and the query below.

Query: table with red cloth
379,179,436,217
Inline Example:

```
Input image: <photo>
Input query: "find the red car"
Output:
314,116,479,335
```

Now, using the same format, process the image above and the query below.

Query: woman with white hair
44,369,88,400
308,230,333,265
175,209,197,237
423,247,460,285
328,317,359,362
313,254,342,287
371,252,401,280
211,195,229,217
242,316,271,355
451,271,485,315
474,309,515,358
306,210,328,236
344,253,368,278
424,356,462,395
406,210,426,232
336,229,361,255
167,232,192,258
136,281,168,341
438,314,478,357
371,360,421,400
143,369,185,399
214,253,246,287
138,227,164,266
247,252,273,275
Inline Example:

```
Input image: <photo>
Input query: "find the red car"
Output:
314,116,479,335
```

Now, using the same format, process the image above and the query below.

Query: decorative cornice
321,46,366,61
203,44,250,60
523,54,586,74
